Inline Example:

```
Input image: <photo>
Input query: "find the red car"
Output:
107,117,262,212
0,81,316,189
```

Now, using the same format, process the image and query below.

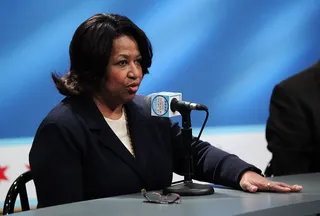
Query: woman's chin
125,93,137,101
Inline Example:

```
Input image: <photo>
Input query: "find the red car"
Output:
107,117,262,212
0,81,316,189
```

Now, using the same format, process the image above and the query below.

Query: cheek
105,73,127,88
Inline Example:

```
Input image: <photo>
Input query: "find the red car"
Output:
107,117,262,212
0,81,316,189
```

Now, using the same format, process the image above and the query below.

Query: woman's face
103,35,143,104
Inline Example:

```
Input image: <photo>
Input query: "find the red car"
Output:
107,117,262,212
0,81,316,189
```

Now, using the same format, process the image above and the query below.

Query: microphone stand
163,108,214,196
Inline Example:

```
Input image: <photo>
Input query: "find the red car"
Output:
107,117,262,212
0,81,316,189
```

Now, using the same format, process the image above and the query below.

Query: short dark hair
52,13,153,96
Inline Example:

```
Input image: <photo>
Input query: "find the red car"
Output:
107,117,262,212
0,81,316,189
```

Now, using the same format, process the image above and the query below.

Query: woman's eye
135,58,142,65
118,60,127,66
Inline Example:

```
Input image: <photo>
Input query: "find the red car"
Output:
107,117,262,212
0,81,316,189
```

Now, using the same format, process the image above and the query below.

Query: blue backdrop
0,0,319,139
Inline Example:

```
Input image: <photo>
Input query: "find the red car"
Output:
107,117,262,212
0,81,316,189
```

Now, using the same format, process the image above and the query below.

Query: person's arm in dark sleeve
170,121,261,189
29,121,85,208
266,84,313,176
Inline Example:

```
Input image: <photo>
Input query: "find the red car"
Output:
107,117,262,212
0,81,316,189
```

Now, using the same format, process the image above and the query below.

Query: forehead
111,35,140,56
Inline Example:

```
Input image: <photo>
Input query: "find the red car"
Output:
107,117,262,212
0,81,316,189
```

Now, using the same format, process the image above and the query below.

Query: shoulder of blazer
39,96,100,131
132,95,149,114
277,61,320,97
41,97,78,125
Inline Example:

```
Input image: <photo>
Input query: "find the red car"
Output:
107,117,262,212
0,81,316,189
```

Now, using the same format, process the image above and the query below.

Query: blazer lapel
125,100,151,173
78,96,151,187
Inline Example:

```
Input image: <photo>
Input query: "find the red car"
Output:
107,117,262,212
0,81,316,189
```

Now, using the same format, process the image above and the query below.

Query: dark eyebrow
115,54,142,60
117,54,129,59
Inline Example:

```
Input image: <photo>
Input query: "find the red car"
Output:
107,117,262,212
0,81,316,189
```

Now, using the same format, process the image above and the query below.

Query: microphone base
163,181,214,196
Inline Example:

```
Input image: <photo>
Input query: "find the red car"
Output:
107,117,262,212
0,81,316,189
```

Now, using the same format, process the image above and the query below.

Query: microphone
144,92,214,196
144,92,207,117
171,98,208,112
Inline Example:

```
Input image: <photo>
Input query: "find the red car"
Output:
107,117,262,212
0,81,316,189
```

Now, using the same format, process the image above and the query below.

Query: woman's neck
93,95,124,120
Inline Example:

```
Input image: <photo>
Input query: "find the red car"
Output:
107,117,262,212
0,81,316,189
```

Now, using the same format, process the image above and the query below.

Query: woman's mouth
127,85,139,93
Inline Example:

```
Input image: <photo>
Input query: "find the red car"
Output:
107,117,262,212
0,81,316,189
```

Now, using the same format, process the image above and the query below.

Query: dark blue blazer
266,61,320,176
29,95,260,208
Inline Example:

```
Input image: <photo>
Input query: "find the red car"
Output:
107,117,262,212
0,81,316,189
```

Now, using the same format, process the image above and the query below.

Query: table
13,173,320,216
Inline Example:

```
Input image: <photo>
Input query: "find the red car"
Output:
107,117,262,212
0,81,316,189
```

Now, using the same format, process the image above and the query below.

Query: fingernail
293,185,302,190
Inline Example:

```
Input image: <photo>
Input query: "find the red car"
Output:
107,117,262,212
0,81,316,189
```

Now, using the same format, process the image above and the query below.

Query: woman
29,13,302,208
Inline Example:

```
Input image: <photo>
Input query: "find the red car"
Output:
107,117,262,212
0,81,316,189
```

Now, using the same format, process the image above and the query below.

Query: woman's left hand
239,171,303,193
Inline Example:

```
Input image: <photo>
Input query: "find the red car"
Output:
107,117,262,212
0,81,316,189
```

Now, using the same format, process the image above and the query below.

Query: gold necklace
123,107,135,157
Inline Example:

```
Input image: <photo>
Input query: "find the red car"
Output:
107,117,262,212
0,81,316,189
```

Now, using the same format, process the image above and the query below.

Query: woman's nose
128,62,141,78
